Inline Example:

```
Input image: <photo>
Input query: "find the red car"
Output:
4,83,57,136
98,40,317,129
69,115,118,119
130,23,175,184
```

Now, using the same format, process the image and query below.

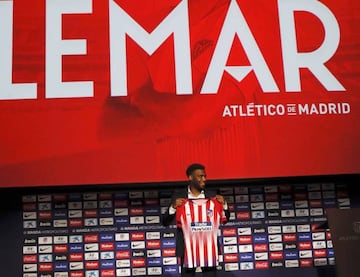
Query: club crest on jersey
207,209,213,217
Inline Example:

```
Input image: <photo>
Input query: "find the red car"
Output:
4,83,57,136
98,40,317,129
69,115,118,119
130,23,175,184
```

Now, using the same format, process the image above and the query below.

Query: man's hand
172,198,185,209
216,194,226,205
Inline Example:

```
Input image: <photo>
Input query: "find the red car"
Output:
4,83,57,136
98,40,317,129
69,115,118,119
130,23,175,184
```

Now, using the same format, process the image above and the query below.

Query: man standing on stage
162,163,230,276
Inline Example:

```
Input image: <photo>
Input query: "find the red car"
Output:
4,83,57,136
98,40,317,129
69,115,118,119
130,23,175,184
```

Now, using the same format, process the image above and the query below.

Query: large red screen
0,0,359,187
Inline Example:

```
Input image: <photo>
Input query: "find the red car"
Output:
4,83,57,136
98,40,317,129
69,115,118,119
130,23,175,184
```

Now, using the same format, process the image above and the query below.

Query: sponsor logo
285,250,298,259
298,233,311,241
147,258,162,266
131,241,145,249
300,259,313,267
284,243,297,250
115,233,130,241
23,255,37,263
39,254,52,262
130,208,144,216
266,202,279,209
84,261,99,269
238,244,253,253
132,267,147,276
285,260,299,268
116,242,130,250
23,264,37,272
283,234,296,242
99,217,114,226
238,236,252,244
146,232,160,240
101,252,115,260
23,246,37,254
299,250,312,258
252,211,265,219
255,261,269,269
54,262,68,270
145,216,160,224
265,193,278,201
298,242,312,250
23,221,37,229
223,237,237,245
85,252,99,261
313,249,327,257
70,253,83,261
255,252,268,260
312,232,325,240
312,241,326,249
163,257,177,265
161,239,176,248
269,243,283,251
281,209,295,217
268,226,281,234
70,262,84,270
271,261,284,267
116,268,131,276
101,260,115,269
69,235,83,243
69,244,83,252
225,263,240,271
147,267,162,275
264,186,278,193
100,234,114,242
130,216,144,225
116,259,130,268
148,249,161,258
146,240,161,249
84,218,98,227
238,227,251,235
253,227,266,233
297,225,311,232
224,254,239,262
54,236,68,244
253,235,267,243
235,195,249,203
280,201,294,209
239,253,253,261
100,243,114,251
162,232,175,238
254,244,268,252
114,208,128,216
131,233,145,241
84,210,98,217
114,200,129,208
267,211,280,217
132,250,145,257
85,244,99,251
314,258,328,266
251,202,264,210
239,262,253,270
39,246,53,253
236,212,250,220
132,258,146,267
38,211,52,219
116,251,130,259
270,251,283,260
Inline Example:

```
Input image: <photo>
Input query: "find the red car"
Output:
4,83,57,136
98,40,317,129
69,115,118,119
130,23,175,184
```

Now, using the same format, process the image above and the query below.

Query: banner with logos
16,181,350,276
0,0,359,187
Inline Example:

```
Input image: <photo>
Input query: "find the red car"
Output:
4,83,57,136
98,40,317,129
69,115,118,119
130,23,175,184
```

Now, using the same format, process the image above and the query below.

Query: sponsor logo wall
21,182,351,276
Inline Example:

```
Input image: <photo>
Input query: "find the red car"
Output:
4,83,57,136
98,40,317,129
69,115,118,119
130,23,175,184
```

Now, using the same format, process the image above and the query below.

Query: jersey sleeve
211,197,228,224
175,199,187,228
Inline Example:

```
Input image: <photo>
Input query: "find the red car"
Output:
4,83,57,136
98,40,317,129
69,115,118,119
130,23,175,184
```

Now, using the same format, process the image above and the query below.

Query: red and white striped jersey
176,198,227,268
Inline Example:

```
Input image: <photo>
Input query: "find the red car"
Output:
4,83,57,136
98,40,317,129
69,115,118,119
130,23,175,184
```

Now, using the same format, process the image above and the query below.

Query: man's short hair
186,163,205,177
